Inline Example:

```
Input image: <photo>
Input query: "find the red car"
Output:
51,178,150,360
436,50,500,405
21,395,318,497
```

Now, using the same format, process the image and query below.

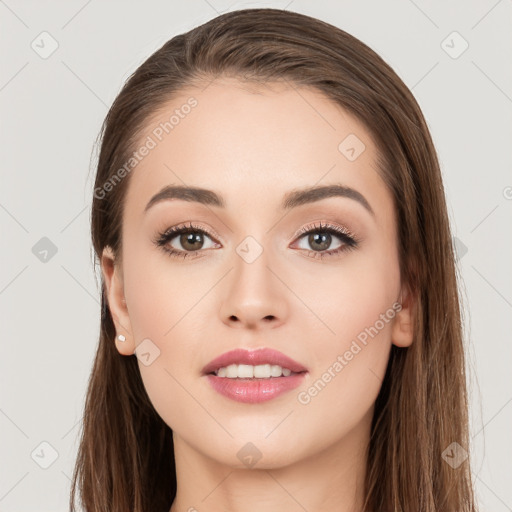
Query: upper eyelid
294,221,357,241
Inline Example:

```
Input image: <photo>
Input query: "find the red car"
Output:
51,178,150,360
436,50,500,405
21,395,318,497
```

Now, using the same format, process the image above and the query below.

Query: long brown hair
70,8,478,511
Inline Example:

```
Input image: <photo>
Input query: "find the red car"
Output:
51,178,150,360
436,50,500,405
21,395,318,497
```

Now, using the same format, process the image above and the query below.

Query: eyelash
153,221,360,261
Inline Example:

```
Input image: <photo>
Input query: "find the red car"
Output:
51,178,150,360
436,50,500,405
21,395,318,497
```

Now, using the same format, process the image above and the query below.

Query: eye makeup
152,220,361,261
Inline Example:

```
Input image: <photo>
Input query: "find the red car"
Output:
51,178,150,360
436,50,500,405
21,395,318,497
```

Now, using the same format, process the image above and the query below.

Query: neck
169,408,371,512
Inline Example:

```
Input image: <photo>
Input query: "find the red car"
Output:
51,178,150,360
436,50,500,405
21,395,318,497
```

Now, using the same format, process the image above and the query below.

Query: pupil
310,232,331,251
181,232,203,251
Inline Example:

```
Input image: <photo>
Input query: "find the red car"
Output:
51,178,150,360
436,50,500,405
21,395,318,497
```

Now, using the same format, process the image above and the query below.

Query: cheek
120,239,216,401
291,242,400,347
294,290,394,451
121,254,202,430
122,238,200,343
292,244,399,412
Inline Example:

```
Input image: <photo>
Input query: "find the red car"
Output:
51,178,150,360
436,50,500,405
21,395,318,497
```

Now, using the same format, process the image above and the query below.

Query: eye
292,221,359,259
153,222,219,260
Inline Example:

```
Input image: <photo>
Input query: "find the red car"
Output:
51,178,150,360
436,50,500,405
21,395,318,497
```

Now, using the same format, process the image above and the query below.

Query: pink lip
201,348,308,375
205,373,306,403
202,348,308,404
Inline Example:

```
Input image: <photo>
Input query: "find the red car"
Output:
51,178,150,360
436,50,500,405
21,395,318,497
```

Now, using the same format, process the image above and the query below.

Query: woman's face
102,77,413,469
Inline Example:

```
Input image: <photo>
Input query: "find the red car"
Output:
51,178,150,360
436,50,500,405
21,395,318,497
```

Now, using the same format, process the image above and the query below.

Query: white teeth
214,363,295,378
270,364,282,377
238,364,254,378
226,364,238,378
254,364,271,378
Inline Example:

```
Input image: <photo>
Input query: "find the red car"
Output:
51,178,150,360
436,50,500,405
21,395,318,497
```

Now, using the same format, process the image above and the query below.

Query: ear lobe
100,246,134,356
391,287,415,348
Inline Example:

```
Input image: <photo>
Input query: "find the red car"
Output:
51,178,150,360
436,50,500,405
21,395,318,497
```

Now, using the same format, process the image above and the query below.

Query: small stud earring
117,334,126,342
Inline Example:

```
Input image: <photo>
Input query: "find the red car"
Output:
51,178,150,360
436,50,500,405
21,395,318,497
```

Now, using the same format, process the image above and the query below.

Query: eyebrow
144,183,375,217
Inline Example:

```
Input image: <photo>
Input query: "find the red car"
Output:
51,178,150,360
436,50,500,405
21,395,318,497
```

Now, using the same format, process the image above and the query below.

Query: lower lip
205,373,307,403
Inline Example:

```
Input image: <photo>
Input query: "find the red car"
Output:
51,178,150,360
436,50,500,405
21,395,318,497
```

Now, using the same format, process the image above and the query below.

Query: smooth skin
101,77,414,512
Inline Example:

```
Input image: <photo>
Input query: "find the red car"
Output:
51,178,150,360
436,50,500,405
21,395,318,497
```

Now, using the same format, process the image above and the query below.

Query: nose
220,248,288,330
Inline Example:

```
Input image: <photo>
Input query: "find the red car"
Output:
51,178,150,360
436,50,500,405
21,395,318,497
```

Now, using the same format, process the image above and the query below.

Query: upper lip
202,348,308,375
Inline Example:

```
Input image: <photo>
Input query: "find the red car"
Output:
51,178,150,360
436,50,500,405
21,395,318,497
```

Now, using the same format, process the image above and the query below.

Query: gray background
1,0,511,510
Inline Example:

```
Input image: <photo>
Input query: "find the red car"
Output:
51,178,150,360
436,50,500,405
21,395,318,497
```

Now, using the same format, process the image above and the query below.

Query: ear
391,286,414,348
101,246,135,356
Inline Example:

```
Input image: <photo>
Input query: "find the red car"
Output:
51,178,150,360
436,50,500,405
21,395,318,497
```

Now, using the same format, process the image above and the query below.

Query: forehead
123,78,390,220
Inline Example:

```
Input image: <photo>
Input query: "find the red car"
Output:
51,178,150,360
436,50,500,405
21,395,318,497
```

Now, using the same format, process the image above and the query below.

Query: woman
70,8,478,512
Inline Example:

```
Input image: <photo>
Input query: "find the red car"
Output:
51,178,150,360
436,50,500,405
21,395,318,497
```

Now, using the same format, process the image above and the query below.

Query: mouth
202,348,308,403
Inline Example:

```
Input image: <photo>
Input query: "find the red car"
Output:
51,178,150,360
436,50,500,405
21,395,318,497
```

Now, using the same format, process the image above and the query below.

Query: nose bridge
220,233,287,328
